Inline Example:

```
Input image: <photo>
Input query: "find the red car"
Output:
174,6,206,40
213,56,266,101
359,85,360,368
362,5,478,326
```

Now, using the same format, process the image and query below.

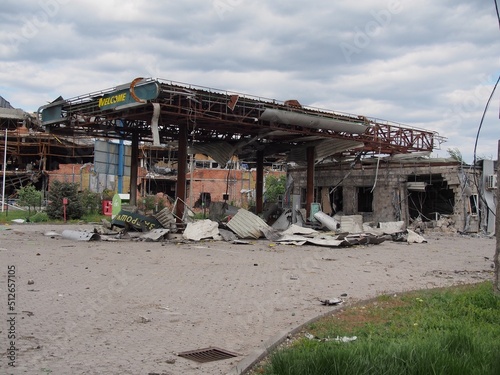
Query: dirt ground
0,223,496,375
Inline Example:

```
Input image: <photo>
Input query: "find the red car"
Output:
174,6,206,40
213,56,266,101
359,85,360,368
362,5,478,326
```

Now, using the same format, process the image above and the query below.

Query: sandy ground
0,223,496,375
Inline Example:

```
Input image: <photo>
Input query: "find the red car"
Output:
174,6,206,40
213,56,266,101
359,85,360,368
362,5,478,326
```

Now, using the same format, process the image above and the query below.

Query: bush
29,212,49,223
79,189,102,215
17,185,42,216
46,181,84,220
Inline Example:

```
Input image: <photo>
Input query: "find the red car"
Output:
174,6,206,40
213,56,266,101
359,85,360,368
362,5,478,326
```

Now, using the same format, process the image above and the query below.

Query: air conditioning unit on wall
486,174,497,190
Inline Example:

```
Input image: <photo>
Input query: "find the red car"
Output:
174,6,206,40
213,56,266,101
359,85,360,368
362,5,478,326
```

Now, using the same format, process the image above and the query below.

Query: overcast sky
1,0,499,163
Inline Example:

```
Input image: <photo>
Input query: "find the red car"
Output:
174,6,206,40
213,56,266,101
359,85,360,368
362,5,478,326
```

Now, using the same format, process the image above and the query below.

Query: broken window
407,174,454,221
469,194,478,216
329,186,343,213
194,192,211,208
357,187,373,212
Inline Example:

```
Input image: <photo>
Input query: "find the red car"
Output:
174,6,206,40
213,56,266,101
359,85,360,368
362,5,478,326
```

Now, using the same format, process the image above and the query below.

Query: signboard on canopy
98,80,160,110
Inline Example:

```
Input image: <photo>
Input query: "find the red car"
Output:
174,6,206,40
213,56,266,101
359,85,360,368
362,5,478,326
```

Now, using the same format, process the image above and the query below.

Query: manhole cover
177,347,239,363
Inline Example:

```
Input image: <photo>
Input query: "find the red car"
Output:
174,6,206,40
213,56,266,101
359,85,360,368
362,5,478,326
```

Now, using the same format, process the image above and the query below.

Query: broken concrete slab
379,220,405,234
336,215,364,234
183,219,221,241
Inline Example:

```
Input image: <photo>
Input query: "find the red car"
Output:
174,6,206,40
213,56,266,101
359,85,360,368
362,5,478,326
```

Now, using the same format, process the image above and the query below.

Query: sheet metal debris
271,208,292,230
282,224,318,236
226,208,271,239
141,228,170,241
154,207,177,231
61,230,100,242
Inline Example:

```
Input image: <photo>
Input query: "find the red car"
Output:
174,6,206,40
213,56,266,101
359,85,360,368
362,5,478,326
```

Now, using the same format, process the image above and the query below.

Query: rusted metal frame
364,124,434,152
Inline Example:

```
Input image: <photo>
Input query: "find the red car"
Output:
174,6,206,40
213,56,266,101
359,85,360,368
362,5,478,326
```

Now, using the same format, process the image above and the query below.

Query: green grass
0,209,108,225
255,282,500,375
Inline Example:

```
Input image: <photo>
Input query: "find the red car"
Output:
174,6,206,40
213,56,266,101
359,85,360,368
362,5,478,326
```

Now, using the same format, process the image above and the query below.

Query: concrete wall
289,159,483,232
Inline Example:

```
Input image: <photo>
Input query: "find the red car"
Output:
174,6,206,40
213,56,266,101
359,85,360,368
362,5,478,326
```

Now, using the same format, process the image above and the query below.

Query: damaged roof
39,78,445,162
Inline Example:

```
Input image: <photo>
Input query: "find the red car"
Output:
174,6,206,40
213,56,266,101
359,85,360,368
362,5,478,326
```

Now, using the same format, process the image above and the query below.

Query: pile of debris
55,205,427,246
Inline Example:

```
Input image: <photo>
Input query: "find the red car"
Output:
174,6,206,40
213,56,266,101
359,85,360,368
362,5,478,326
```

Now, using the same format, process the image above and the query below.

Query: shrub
17,185,42,216
46,181,84,220
29,212,49,223
79,189,102,215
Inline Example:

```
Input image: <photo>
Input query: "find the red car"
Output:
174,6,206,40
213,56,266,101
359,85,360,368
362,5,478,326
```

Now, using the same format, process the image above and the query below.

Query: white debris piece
406,229,427,243
183,219,221,241
313,211,339,231
282,224,318,236
379,221,405,234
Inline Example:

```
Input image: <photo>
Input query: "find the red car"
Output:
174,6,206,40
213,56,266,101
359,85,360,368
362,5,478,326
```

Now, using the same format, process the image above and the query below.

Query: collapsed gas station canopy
39,77,442,161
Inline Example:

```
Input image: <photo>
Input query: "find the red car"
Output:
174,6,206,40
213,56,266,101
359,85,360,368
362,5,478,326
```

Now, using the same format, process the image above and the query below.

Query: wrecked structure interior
289,156,494,234
1,78,497,233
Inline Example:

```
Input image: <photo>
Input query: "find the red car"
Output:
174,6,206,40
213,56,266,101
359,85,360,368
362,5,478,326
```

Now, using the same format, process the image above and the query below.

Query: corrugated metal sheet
0,108,25,120
288,139,363,163
190,142,234,167
315,139,364,160
0,96,14,109
226,208,270,239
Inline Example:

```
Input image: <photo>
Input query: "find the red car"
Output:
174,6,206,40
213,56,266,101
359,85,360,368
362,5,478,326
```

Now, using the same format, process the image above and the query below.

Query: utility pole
495,140,500,295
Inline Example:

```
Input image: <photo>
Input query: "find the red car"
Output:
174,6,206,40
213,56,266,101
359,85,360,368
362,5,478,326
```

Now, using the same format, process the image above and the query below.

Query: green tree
264,175,287,203
17,185,42,216
46,181,84,220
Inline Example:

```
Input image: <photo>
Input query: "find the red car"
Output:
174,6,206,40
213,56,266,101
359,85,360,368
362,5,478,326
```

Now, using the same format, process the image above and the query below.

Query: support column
176,124,188,220
256,150,264,214
306,146,315,219
129,130,139,206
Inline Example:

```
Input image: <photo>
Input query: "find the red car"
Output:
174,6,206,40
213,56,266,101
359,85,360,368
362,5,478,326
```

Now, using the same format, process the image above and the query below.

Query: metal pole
2,128,7,213
494,140,500,296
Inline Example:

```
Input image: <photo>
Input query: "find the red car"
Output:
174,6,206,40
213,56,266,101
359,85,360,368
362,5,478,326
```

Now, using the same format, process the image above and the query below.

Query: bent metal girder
39,78,443,157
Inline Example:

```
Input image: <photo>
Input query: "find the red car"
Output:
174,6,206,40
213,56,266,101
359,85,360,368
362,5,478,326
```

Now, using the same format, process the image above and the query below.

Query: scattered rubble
43,204,432,248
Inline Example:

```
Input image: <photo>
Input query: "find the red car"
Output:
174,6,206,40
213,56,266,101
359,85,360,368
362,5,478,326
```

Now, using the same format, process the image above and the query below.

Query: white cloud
0,0,499,163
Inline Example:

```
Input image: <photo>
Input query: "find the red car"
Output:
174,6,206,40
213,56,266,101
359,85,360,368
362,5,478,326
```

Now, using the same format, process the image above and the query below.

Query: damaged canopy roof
39,78,443,162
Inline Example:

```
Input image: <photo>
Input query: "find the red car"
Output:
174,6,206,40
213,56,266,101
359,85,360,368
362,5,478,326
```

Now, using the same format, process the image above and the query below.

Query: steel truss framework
40,78,444,160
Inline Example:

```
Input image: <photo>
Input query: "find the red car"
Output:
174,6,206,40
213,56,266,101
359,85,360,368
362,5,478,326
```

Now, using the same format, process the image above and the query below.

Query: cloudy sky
1,0,499,163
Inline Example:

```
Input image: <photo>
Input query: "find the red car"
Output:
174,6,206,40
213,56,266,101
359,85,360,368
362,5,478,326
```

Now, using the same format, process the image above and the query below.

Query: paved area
0,224,496,374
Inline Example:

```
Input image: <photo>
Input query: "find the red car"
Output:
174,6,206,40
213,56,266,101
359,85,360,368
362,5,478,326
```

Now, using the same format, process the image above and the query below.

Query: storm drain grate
177,347,239,363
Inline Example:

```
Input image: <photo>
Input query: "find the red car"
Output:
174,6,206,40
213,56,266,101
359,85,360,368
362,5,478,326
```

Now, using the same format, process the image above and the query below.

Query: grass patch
0,210,108,225
254,282,500,375
0,209,31,224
